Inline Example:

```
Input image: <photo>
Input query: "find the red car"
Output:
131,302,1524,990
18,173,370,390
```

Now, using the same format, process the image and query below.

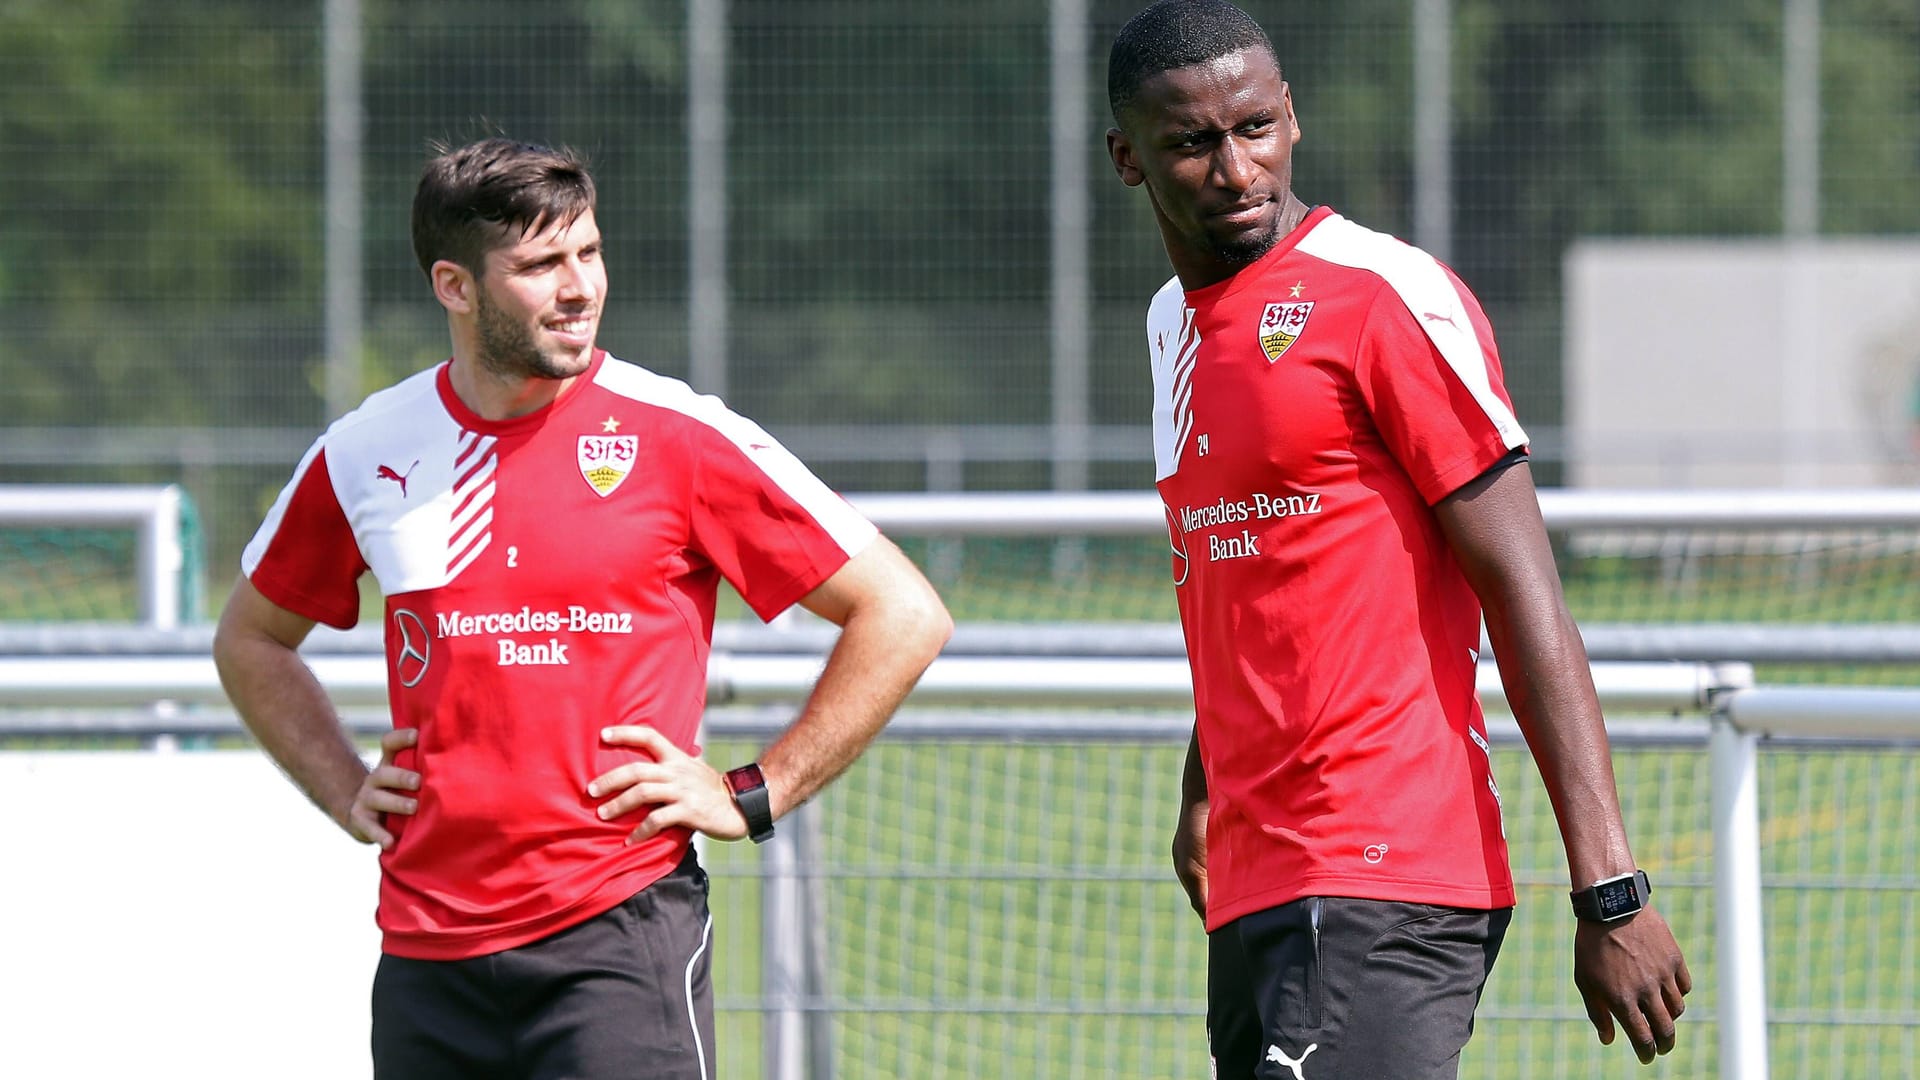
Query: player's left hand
1573,906,1692,1064
588,725,750,843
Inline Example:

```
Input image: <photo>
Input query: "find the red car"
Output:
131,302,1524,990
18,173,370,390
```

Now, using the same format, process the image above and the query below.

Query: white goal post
0,484,189,629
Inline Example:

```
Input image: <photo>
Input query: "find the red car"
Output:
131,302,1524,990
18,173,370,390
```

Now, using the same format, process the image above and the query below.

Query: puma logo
1266,1042,1318,1079
1420,310,1461,330
377,460,419,498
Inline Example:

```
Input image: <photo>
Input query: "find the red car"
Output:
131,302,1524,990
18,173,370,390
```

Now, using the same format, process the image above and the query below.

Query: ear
1107,127,1146,187
1283,83,1301,147
430,260,476,315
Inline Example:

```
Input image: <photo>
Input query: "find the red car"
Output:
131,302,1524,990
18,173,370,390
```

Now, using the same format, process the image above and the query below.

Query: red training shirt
242,351,876,958
1145,207,1525,931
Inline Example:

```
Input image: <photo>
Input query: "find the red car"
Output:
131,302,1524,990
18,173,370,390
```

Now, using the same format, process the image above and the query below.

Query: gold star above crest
601,416,621,433
1289,281,1306,298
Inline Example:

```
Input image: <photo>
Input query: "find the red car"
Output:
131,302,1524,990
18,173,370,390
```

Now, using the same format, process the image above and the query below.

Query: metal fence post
924,431,965,587
322,0,363,423
688,0,729,400
763,809,807,1080
1710,691,1771,1080
799,803,834,1079
1048,0,1090,582
1047,0,1090,500
1780,0,1822,488
1411,0,1452,263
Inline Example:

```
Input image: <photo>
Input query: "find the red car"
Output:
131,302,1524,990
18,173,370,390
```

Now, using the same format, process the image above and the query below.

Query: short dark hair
1108,0,1278,126
411,138,596,277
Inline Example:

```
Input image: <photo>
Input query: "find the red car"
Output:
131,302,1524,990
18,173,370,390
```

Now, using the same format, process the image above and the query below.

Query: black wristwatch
1570,869,1652,923
724,763,775,844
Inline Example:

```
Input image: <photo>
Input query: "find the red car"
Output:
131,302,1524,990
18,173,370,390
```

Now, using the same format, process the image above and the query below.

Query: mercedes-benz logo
392,608,431,688
1163,502,1191,587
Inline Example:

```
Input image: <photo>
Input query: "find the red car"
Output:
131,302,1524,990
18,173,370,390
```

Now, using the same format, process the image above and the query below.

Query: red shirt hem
1205,875,1518,933
377,850,680,960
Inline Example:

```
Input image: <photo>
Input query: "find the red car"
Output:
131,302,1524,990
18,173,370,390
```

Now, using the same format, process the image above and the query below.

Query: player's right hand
1171,795,1210,920
347,727,420,850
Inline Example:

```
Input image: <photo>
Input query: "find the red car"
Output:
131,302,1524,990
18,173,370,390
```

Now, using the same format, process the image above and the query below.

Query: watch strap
724,763,775,844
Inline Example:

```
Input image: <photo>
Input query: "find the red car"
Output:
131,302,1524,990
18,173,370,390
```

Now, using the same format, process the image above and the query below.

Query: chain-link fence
695,734,1920,1080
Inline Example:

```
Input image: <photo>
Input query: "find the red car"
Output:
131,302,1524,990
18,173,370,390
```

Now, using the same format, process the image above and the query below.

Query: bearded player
214,138,951,1079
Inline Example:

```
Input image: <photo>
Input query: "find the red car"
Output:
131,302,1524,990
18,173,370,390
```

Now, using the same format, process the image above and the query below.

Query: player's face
473,209,606,382
1108,47,1301,287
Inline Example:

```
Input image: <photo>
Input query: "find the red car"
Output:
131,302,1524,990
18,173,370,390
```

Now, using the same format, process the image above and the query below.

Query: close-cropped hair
411,138,596,277
1108,0,1277,126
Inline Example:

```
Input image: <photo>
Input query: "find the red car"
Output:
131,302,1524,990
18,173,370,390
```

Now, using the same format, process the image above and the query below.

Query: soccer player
1104,3,1690,1076
212,138,952,1079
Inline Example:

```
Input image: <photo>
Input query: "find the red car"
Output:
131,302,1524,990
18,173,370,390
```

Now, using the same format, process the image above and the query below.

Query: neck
1268,194,1311,242
447,354,575,421
1168,192,1313,290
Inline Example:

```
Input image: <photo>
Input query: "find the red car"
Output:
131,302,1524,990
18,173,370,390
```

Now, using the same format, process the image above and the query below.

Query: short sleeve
240,443,368,629
686,416,878,622
1354,272,1528,505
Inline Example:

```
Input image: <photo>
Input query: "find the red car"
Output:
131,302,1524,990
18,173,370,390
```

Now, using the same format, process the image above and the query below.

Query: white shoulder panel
1296,215,1528,450
315,366,468,594
593,357,877,556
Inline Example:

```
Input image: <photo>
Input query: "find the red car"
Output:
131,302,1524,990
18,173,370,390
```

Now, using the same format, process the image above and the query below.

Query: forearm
1484,586,1635,888
1438,463,1636,889
1171,724,1211,917
1181,727,1207,805
214,633,368,832
757,590,950,819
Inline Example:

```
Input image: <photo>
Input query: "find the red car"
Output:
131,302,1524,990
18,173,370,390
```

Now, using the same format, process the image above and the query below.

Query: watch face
1596,877,1641,919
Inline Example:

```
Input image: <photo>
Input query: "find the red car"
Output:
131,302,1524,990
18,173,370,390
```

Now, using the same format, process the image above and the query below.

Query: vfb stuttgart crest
577,434,638,497
1258,301,1314,363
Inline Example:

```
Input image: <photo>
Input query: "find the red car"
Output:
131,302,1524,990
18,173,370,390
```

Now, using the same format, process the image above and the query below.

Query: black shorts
1207,896,1511,1080
372,850,715,1080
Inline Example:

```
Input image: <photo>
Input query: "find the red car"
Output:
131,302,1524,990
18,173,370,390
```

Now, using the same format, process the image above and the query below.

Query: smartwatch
1570,869,1652,923
724,763,776,844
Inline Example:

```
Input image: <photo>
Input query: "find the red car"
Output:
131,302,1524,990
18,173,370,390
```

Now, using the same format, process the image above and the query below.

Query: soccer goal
0,484,202,627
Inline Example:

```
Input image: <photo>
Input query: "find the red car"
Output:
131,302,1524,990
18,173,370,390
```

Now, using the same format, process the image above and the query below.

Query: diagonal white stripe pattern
1170,306,1201,467
1147,276,1197,482
446,430,497,580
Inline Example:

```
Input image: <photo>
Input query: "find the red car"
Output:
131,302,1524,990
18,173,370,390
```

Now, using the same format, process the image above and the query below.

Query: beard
1209,221,1283,270
1152,182,1289,281
474,288,591,382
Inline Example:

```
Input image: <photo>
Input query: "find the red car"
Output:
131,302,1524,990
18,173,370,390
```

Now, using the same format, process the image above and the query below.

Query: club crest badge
577,434,638,497
1258,301,1314,363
